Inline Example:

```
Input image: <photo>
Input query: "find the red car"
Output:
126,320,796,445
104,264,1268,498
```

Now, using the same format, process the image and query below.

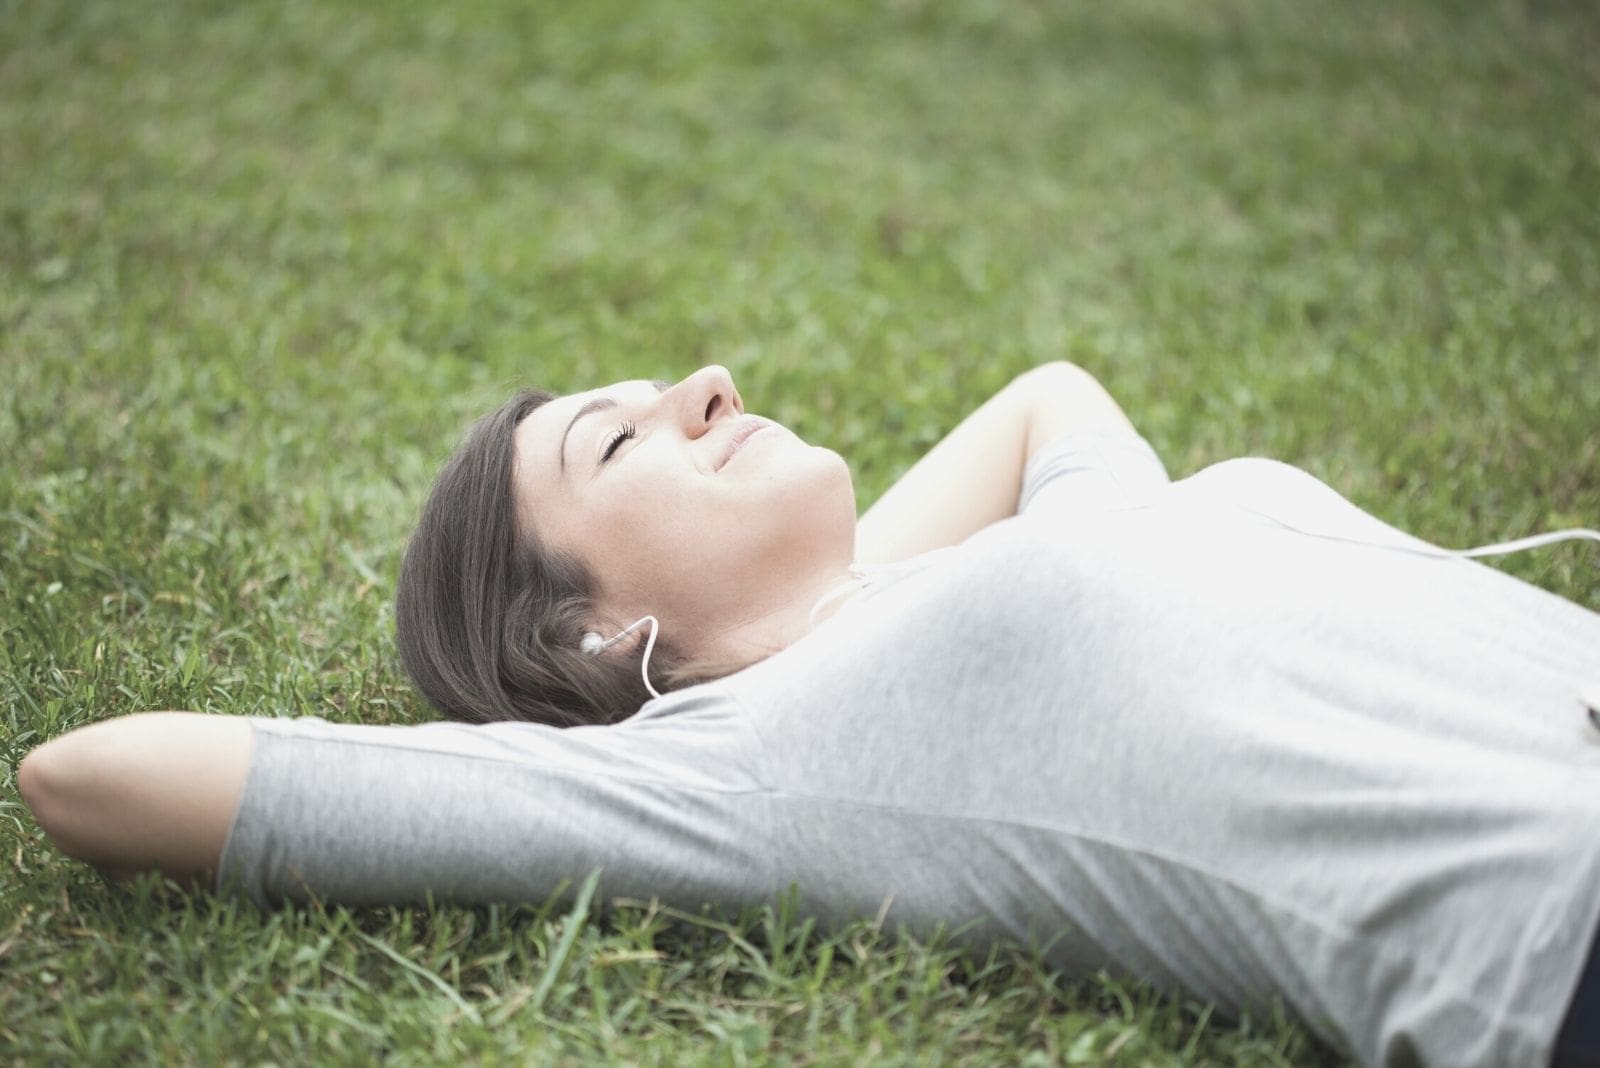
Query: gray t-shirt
219,430,1600,1068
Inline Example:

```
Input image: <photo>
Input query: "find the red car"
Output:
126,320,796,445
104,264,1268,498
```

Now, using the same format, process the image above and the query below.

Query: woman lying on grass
19,363,1600,1068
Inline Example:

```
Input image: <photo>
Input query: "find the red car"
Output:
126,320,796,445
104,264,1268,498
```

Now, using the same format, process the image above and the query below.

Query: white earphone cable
583,615,663,700
1222,503,1600,562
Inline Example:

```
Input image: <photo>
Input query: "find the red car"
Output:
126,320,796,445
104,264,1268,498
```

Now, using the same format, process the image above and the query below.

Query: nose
679,364,743,438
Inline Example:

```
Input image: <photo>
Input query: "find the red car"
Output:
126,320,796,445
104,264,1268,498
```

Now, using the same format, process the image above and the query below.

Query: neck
694,559,866,667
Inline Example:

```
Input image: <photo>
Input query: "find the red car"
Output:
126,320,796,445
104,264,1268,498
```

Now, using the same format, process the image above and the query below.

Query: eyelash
601,420,637,463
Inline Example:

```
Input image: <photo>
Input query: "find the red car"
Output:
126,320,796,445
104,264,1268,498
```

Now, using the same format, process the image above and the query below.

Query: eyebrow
560,379,673,477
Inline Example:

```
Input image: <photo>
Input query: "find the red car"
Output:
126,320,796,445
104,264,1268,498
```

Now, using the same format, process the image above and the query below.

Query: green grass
3,0,1596,1062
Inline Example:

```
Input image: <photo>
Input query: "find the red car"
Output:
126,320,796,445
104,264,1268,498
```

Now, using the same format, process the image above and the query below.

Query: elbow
1014,361,1138,442
18,730,103,861
16,746,46,820
1018,360,1093,387
20,738,70,845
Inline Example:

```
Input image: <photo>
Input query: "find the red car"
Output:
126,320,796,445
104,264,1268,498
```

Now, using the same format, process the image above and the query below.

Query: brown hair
395,388,757,726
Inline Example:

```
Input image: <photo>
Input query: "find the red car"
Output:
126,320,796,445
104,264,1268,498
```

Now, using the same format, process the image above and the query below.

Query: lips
715,418,772,471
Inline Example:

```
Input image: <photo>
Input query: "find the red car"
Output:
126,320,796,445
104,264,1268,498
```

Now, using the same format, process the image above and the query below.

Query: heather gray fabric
217,429,1600,1068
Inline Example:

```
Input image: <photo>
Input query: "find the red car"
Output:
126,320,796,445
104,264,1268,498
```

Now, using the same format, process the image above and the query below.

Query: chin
755,455,854,539
796,445,853,491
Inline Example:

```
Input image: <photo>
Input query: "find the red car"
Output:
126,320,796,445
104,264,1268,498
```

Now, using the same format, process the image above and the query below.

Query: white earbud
580,615,663,700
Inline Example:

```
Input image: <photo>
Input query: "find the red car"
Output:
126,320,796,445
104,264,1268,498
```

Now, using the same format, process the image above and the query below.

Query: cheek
585,467,687,549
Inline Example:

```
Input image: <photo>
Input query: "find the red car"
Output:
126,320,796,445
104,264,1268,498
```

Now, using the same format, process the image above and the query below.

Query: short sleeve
215,708,774,910
1017,430,1170,519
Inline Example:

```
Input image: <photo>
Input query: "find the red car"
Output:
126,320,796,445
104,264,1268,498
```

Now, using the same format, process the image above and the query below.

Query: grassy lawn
3,0,1596,1062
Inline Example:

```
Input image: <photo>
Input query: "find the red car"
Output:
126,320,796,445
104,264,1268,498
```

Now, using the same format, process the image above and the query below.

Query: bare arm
17,712,254,885
854,361,1138,565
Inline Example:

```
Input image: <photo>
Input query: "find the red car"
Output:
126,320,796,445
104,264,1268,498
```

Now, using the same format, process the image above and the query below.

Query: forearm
854,362,1139,565
17,712,254,884
854,373,1032,565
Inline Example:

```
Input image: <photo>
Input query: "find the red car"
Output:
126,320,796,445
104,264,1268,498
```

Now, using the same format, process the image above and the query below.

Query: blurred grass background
2,0,1596,1062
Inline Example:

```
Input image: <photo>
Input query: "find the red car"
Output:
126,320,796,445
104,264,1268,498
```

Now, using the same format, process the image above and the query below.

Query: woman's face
511,365,858,647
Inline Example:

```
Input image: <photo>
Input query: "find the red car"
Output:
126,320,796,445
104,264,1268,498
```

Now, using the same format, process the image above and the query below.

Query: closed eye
601,420,637,463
